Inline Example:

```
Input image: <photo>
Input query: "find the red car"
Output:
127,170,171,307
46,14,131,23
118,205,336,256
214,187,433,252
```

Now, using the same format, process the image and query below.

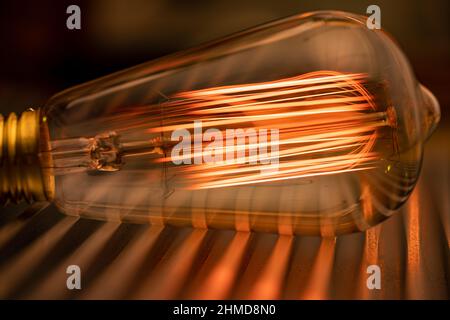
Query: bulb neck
0,109,54,205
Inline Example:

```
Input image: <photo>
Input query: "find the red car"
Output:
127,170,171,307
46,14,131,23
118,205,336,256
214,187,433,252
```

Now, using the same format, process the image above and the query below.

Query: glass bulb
0,11,440,236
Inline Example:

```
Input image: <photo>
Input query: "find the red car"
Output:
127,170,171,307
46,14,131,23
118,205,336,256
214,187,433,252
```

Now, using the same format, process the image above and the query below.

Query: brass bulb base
0,109,54,205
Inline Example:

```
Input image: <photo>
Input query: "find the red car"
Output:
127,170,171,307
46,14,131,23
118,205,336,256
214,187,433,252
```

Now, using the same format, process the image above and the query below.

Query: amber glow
152,71,386,189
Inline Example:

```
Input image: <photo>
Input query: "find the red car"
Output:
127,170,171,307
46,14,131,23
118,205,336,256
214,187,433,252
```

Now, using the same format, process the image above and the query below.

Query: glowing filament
152,71,385,190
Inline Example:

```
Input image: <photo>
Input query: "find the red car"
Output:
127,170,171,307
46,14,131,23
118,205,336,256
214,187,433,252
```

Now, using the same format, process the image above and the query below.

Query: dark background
0,0,448,299
0,0,449,119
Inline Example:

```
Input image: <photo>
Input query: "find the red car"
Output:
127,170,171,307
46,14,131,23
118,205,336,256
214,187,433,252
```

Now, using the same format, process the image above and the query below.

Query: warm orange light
151,71,386,190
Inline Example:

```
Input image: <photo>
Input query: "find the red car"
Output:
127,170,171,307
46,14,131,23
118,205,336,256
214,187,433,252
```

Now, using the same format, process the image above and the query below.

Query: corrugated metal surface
0,127,448,299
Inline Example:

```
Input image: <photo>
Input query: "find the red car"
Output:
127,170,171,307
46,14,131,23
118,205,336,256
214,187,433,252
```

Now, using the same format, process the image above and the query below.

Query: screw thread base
0,109,52,205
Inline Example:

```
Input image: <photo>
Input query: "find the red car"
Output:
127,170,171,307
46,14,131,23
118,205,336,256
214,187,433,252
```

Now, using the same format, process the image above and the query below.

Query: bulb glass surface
41,11,440,235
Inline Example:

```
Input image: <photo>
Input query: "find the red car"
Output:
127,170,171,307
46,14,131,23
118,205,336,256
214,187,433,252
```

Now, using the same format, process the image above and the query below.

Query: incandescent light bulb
0,11,440,236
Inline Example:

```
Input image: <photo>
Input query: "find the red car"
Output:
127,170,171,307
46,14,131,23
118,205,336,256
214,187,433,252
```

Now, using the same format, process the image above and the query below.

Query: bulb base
0,109,53,205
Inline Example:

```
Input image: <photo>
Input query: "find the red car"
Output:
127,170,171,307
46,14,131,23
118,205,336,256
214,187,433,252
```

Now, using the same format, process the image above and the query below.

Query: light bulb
0,11,440,236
